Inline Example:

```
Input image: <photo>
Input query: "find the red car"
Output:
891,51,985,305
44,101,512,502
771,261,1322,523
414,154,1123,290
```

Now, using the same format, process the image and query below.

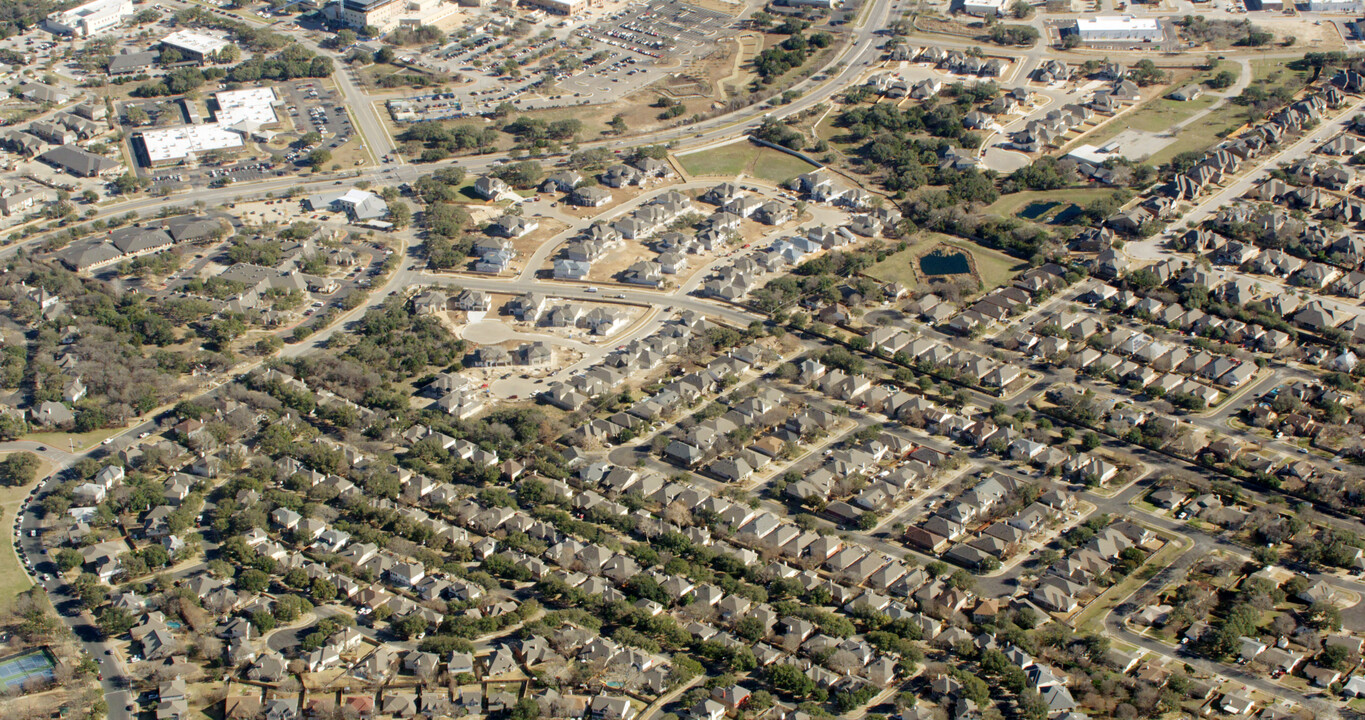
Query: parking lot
132,79,355,188
280,81,354,149
578,0,733,58
384,0,737,124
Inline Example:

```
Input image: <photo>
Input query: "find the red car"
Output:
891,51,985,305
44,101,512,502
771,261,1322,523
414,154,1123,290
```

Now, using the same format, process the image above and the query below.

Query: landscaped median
1069,529,1193,634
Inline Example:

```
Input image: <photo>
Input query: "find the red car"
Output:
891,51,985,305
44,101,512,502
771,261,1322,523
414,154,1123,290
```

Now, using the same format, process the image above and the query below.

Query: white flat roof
161,29,230,56
214,87,278,128
1066,144,1111,165
55,0,129,21
1076,15,1160,31
963,0,1006,7
139,124,244,163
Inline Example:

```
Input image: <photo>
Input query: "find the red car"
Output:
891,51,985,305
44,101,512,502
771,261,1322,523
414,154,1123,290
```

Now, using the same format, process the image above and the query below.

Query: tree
311,577,337,603
56,548,83,571
1206,69,1237,89
71,572,108,608
393,614,428,639
387,199,411,229
97,607,135,637
948,569,975,591
237,568,271,593
111,173,147,195
306,148,332,169
251,610,277,633
988,24,1039,46
1308,601,1342,630
609,114,628,134
508,699,540,720
0,452,40,486
1080,432,1102,451
275,594,312,622
1322,643,1351,670
766,663,816,697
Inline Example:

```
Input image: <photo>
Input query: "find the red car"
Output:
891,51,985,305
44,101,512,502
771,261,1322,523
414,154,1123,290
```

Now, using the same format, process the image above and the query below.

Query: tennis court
0,649,56,690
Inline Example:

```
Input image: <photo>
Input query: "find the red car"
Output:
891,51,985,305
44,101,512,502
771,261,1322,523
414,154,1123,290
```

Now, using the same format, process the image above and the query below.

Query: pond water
920,250,971,276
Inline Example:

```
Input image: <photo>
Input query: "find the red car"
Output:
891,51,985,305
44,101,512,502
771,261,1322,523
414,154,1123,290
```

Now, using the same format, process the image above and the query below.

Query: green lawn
1188,60,1242,86
1145,102,1247,166
676,141,818,184
1250,57,1308,91
1079,94,1219,149
22,427,122,453
813,112,862,154
866,232,1026,293
0,454,51,611
678,142,754,177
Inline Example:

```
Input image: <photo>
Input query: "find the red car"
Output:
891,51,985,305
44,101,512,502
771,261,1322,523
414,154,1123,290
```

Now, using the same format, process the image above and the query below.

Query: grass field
866,232,1025,293
1250,57,1309,93
1145,102,1246,166
0,453,51,612
1070,537,1189,633
676,141,818,184
1080,94,1220,149
22,428,120,453
1188,60,1242,87
986,188,1121,222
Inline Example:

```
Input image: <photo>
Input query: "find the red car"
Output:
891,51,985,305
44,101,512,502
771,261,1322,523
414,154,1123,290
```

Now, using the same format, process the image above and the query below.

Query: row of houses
541,312,713,414
54,215,228,272
1031,518,1155,614
912,46,1010,78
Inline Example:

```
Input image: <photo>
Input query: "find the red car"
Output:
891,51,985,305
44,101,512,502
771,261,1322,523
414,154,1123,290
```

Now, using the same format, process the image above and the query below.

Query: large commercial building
1072,15,1163,42
329,0,459,32
45,0,134,36
519,0,587,14
160,30,231,61
133,87,280,166
1305,0,1361,11
961,0,1005,16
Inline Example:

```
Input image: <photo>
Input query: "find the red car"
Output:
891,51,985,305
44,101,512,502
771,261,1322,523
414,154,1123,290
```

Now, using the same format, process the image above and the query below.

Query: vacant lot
1086,94,1219,148
677,141,818,184
1145,102,1245,166
1250,57,1309,95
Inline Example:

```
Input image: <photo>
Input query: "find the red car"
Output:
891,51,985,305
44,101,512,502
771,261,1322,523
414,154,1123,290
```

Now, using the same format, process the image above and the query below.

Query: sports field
0,649,55,690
